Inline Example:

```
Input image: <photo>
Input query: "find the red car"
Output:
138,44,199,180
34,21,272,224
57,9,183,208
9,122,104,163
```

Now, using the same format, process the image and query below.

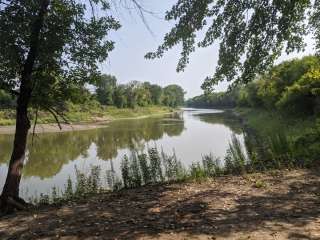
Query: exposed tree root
0,196,33,215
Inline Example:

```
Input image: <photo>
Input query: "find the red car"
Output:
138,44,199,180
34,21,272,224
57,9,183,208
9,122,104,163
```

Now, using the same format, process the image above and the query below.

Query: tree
135,83,152,107
149,84,163,105
146,1,320,90
114,84,128,108
186,91,237,108
162,85,185,107
96,74,117,105
0,0,120,212
257,56,320,109
277,68,320,115
125,81,142,108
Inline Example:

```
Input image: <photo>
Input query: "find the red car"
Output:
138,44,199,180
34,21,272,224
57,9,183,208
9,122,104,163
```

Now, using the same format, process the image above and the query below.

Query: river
0,108,246,199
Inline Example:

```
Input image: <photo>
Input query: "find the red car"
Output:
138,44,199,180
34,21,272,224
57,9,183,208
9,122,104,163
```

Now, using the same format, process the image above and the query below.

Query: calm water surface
0,108,245,199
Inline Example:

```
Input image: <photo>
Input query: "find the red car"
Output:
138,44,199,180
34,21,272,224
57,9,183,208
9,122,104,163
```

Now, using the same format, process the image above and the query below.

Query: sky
100,1,315,99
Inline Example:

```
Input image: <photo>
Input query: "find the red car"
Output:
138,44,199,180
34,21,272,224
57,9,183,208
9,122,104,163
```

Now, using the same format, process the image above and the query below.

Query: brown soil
1,169,319,240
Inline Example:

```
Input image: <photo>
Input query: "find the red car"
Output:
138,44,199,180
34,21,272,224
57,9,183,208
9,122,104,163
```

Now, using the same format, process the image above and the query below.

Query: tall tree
147,83,163,105
0,0,120,212
162,85,185,107
96,74,117,105
146,0,320,90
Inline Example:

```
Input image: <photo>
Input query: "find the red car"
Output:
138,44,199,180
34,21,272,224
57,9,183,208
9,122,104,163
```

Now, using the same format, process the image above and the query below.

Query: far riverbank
0,106,179,134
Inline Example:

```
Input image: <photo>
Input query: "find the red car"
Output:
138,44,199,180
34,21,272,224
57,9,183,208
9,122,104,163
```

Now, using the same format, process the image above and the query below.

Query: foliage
187,56,320,118
293,119,320,166
238,82,264,108
162,85,185,107
146,0,319,90
96,74,117,106
0,90,15,108
277,69,320,115
94,77,185,109
240,108,320,168
148,147,164,183
31,135,320,205
0,0,120,113
202,153,223,177
257,56,320,109
120,147,187,188
186,90,237,108
224,134,247,174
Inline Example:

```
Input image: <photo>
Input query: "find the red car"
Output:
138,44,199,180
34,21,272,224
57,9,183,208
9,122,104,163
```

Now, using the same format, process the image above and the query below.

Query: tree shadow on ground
1,170,320,239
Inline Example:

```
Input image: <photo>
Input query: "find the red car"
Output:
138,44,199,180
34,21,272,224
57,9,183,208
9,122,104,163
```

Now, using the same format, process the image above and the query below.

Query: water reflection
0,113,185,179
192,110,243,134
0,109,246,198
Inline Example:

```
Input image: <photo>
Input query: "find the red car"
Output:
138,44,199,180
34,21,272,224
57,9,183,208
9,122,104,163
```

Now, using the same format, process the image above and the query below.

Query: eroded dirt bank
1,169,320,240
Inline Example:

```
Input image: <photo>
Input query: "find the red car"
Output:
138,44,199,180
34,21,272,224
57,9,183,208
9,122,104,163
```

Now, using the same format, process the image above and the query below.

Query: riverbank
1,169,319,239
0,106,177,134
234,107,318,138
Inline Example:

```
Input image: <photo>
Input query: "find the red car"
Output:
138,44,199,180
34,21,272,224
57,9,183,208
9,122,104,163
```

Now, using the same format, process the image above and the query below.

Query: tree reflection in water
0,113,185,179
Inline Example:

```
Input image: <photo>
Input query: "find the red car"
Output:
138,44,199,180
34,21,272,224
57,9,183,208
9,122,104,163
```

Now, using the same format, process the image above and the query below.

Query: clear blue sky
101,1,315,99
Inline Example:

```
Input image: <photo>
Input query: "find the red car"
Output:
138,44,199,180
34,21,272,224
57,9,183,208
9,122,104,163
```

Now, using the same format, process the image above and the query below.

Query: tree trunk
0,96,31,203
0,0,49,213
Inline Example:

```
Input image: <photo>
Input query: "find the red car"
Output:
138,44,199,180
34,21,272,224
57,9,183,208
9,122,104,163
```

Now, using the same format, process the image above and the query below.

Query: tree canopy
94,76,185,108
0,0,120,113
146,0,320,90
0,0,121,211
187,55,320,116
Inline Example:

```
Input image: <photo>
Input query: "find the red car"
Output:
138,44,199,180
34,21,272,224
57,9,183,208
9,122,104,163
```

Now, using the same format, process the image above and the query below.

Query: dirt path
1,169,319,240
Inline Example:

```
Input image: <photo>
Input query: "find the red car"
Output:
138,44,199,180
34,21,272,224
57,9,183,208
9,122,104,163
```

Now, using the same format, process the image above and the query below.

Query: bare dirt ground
1,169,319,240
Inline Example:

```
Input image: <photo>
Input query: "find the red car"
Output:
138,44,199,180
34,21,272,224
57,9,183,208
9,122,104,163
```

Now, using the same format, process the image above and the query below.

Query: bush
0,90,15,109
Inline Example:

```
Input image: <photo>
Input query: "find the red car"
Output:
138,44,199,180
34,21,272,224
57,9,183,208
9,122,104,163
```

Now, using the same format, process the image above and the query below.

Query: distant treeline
0,76,185,109
185,91,237,109
95,75,185,108
186,55,320,116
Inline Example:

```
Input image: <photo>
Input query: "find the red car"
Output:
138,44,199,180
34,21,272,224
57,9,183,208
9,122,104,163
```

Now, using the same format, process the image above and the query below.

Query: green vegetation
0,75,184,126
0,81,184,126
187,55,320,114
95,75,185,109
0,104,176,126
239,108,320,167
33,128,317,205
185,90,237,109
187,56,320,168
237,56,320,115
1,0,320,220
0,0,123,210
147,1,320,92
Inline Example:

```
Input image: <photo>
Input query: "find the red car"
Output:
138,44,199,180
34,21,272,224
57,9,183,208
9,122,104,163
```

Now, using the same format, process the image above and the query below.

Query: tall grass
120,147,186,188
34,131,309,205
224,134,247,174
246,130,299,170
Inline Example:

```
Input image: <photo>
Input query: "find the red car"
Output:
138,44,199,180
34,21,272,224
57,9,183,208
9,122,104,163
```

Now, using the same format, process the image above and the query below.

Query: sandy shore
0,122,110,135
0,110,181,135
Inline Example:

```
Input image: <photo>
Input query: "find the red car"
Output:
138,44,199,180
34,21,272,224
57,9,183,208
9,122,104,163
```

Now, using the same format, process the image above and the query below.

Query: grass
236,107,317,139
104,106,175,120
28,138,262,205
236,107,320,167
0,105,176,126
0,110,16,126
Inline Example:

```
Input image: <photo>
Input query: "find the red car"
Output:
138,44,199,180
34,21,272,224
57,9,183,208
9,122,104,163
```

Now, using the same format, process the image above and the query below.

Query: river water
0,108,246,199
